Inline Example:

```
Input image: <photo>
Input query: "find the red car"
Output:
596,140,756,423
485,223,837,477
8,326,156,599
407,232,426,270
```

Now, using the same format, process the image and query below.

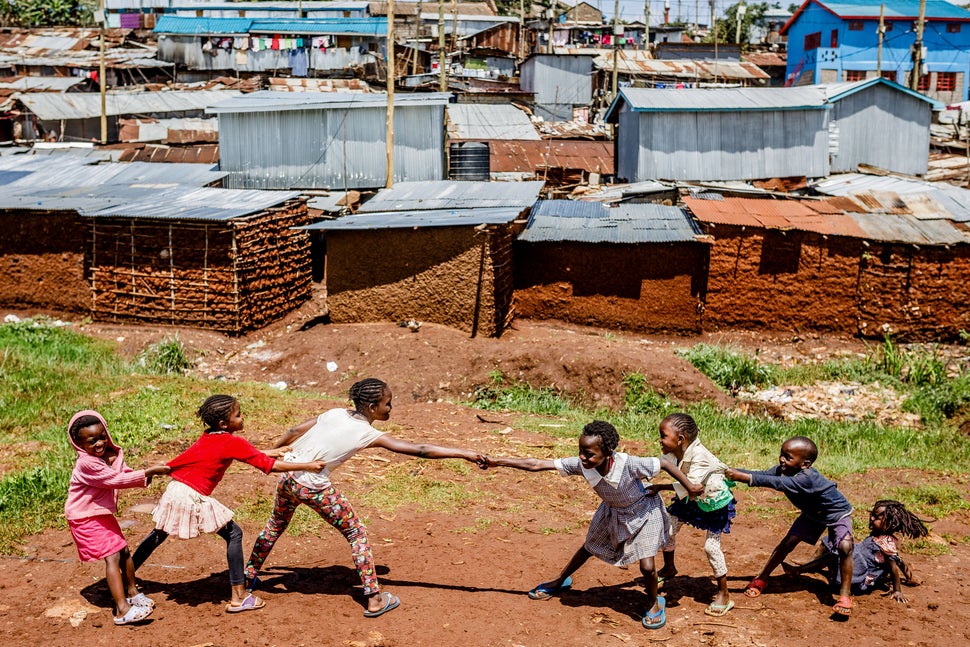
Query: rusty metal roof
489,140,614,174
117,144,220,164
592,50,770,81
684,194,970,243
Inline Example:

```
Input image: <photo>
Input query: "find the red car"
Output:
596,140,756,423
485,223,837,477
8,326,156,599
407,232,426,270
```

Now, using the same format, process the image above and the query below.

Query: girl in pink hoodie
65,410,170,626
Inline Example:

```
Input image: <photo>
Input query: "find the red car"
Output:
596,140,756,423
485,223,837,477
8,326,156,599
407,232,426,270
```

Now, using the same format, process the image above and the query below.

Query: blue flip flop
528,576,573,600
642,596,667,630
364,592,401,618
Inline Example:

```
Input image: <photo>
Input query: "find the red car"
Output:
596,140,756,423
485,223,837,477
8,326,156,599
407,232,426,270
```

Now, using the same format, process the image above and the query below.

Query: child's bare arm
659,459,704,497
886,559,909,603
144,464,170,485
270,459,326,473
272,418,317,449
899,558,920,586
485,456,556,471
263,445,292,459
724,467,751,484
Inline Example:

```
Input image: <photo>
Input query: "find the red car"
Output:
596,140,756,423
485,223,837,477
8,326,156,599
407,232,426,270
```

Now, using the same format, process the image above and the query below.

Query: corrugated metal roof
207,90,451,114
0,76,86,91
0,170,31,186
358,180,544,211
81,186,301,221
520,200,703,243
813,0,970,20
818,77,941,108
19,90,242,120
614,87,828,112
849,212,969,244
300,206,524,230
812,173,970,222
593,51,769,81
446,104,540,141
577,180,673,203
154,16,254,34
488,140,613,174
1,159,224,190
684,195,868,237
249,18,388,35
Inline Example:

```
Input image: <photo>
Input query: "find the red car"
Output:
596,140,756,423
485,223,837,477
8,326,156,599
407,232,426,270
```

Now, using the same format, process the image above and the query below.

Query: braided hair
581,420,620,454
349,378,388,412
873,500,930,539
197,394,238,431
661,413,699,443
69,414,102,443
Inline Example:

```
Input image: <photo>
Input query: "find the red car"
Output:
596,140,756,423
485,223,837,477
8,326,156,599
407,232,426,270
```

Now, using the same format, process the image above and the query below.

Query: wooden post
611,0,619,100
911,0,926,90
438,0,447,91
387,0,396,188
99,0,107,144
877,4,885,76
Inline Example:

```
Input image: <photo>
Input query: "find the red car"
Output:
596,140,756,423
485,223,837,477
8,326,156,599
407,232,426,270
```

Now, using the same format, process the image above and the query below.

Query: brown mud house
684,192,970,341
515,200,710,333
301,180,544,337
82,187,312,333
0,155,312,333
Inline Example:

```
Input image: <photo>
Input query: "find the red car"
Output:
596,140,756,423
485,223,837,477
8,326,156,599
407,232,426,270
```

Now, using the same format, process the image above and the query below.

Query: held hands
466,452,489,469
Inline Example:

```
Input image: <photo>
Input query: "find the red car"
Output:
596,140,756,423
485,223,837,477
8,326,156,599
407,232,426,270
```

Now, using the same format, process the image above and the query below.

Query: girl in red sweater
132,395,324,612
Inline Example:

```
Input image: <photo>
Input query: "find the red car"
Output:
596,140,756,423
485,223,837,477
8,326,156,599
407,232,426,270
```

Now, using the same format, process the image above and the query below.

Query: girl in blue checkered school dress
485,420,702,630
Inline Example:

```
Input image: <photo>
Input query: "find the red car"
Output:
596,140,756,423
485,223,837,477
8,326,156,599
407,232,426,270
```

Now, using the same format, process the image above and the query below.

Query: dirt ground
2,308,969,646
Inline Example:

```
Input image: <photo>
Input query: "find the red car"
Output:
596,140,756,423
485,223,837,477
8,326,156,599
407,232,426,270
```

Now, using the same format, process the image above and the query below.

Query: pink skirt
151,480,234,539
68,514,128,562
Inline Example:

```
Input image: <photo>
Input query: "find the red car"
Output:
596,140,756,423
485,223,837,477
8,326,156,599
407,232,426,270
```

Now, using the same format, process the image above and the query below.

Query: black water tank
449,142,490,181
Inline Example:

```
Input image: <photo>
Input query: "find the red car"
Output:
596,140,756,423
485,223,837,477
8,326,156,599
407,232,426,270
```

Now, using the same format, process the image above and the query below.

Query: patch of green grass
743,504,786,521
138,336,193,375
901,537,951,556
889,484,970,521
234,490,323,537
471,371,572,416
453,517,493,533
354,462,483,513
675,344,776,393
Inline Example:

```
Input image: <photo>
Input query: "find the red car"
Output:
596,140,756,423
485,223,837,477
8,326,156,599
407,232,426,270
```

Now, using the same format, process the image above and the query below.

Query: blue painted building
782,0,970,103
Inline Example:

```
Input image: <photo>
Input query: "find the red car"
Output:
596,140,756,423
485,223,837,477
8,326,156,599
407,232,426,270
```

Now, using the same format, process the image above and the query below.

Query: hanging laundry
290,48,308,77
271,36,280,50
235,49,248,65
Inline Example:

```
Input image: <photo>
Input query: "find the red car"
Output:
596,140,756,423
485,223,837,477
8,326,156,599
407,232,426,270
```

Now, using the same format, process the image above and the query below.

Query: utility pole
451,0,459,61
386,0,395,188
519,0,525,59
611,0,619,100
877,3,885,76
710,0,717,83
98,0,107,144
438,0,446,90
644,0,650,50
735,2,746,45
547,1,554,54
412,0,422,75
911,0,926,90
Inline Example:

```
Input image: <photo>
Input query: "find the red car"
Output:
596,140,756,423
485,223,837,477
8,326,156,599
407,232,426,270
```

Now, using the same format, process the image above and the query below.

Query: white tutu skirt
151,480,234,539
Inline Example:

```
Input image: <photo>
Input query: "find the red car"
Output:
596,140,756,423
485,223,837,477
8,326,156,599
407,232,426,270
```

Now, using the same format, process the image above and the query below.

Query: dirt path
2,311,967,646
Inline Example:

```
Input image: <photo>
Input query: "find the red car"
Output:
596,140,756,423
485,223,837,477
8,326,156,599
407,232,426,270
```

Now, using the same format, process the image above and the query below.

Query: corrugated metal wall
218,104,445,189
829,85,931,175
634,109,830,181
157,35,370,72
616,104,640,182
520,55,592,122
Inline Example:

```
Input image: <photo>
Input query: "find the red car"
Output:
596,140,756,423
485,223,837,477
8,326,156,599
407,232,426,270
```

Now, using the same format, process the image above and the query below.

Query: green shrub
676,344,776,393
471,371,572,415
139,336,192,375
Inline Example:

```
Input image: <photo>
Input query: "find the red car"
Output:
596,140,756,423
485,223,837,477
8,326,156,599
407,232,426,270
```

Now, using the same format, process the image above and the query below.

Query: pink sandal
745,577,767,598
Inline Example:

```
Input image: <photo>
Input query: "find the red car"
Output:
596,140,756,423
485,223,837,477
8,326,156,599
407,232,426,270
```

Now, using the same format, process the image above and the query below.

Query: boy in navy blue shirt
726,436,854,616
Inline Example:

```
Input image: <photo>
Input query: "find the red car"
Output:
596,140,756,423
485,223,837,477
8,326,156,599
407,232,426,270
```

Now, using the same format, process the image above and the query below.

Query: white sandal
114,603,152,625
126,592,155,609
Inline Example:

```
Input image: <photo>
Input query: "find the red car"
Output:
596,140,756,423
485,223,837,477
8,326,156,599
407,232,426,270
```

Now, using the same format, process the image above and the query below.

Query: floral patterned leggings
245,474,379,595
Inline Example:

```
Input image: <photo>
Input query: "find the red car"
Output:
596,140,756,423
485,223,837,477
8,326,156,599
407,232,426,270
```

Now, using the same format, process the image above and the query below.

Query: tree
709,2,772,46
0,0,95,27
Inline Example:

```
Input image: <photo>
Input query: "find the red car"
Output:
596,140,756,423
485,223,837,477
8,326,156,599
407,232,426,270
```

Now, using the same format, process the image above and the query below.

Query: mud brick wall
704,226,864,334
856,243,970,341
324,225,511,337
87,199,312,333
513,241,707,333
0,210,89,312
704,225,970,340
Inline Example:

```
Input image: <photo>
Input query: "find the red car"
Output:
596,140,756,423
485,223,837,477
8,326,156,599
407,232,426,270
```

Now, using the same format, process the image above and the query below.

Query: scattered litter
326,361,338,372
271,381,287,390
246,339,266,349
3,314,20,323
160,423,175,430
494,427,514,435
736,381,922,428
